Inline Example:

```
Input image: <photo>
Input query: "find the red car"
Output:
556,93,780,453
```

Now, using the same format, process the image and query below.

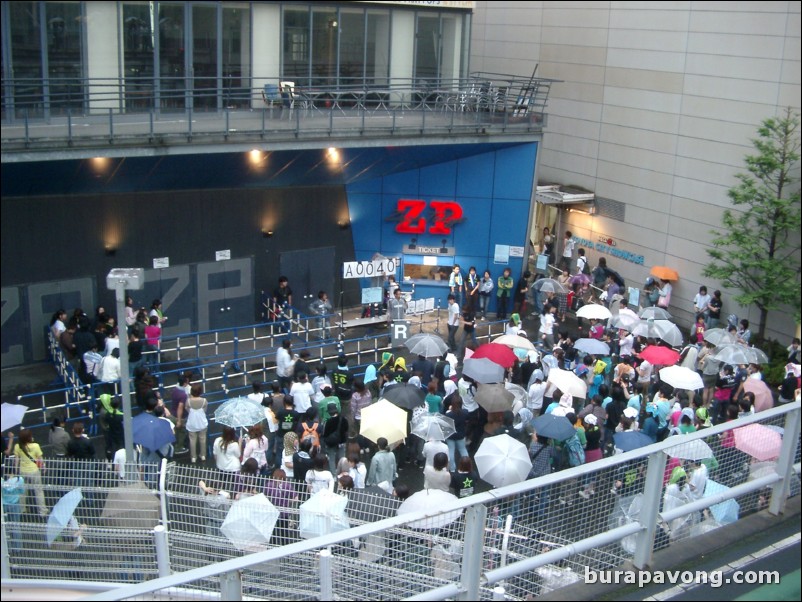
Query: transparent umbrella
639,307,672,320
405,333,449,358
299,489,350,539
631,319,683,347
221,493,280,551
532,278,567,294
214,396,265,428
462,357,505,384
410,412,456,441
704,328,737,346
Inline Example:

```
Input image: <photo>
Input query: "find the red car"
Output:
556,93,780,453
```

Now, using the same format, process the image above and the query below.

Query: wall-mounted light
440,238,449,254
338,220,350,231
262,229,274,238
409,237,417,250
105,246,117,257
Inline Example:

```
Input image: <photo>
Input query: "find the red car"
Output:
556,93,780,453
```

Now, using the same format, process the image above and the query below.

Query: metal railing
2,402,799,600
1,74,558,154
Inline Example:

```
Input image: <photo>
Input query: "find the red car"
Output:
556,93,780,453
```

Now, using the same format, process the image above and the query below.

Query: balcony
0,73,558,161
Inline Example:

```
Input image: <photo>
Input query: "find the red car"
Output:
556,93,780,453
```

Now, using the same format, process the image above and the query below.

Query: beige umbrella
360,399,408,446
493,334,537,352
546,368,587,399
474,383,515,413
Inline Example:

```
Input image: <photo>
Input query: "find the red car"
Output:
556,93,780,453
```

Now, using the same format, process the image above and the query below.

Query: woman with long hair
213,426,241,489
11,429,48,517
185,384,208,464
241,423,270,475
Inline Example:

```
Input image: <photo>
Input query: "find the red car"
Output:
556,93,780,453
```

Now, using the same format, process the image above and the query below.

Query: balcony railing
0,73,558,154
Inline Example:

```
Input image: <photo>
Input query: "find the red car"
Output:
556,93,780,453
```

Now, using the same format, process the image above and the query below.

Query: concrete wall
471,1,802,341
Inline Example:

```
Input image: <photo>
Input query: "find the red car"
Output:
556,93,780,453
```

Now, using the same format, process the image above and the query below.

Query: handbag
20,446,44,473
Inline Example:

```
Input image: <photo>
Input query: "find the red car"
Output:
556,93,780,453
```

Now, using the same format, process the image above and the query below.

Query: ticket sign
343,257,398,279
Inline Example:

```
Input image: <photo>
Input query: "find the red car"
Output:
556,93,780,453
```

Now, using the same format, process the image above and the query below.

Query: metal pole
219,570,242,601
1,516,10,579
769,405,801,515
493,586,506,601
319,547,333,601
113,283,135,464
153,525,171,578
632,450,667,569
458,504,487,601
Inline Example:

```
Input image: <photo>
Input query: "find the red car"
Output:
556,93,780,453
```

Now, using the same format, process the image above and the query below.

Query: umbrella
531,413,576,441
711,344,752,365
474,434,532,487
381,383,426,410
742,346,770,365
733,423,782,461
743,379,774,412
640,345,680,366
505,382,529,408
220,493,280,551
462,357,505,384
631,319,683,347
1,402,28,431
214,396,265,428
398,489,463,530
659,365,703,390
639,307,672,320
472,343,517,369
664,438,714,461
347,486,401,524
704,328,737,346
605,269,626,287
614,431,653,452
576,304,612,320
360,399,408,445
474,383,515,413
411,412,456,441
493,334,536,352
299,489,350,539
609,313,641,331
47,488,82,546
132,413,176,451
547,368,587,399
650,266,679,281
703,479,740,525
574,338,610,356
101,481,161,529
569,273,592,286
532,278,567,294
405,333,449,358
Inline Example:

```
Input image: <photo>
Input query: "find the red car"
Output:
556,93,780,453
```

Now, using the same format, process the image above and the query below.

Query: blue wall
346,142,538,311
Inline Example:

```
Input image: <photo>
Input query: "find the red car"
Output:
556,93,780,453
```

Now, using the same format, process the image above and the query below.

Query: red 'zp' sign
395,199,463,235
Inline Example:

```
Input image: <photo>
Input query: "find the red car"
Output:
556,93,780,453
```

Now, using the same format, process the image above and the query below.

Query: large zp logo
392,200,464,235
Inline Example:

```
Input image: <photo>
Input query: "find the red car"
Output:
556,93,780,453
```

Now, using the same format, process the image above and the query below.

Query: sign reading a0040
343,257,398,279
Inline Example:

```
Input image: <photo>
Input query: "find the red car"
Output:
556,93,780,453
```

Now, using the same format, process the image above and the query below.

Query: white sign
494,244,510,264
153,257,170,269
216,250,231,261
509,246,525,257
423,255,438,266
343,257,398,279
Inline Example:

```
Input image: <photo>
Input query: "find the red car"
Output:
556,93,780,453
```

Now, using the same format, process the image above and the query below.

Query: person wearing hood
695,407,712,429
663,466,693,538
378,351,395,379
442,379,459,413
527,369,547,414
549,392,574,417
391,357,409,383
641,403,661,442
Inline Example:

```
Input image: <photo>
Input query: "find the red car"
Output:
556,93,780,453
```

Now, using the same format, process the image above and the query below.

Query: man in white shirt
560,230,575,272
637,359,652,396
527,373,547,413
290,372,314,414
276,339,294,393
693,286,711,319
446,294,460,351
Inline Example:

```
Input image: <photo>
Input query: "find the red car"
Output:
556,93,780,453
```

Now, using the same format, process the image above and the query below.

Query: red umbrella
640,346,680,366
472,343,517,369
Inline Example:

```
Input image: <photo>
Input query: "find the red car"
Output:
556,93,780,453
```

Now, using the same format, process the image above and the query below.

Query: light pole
106,268,145,463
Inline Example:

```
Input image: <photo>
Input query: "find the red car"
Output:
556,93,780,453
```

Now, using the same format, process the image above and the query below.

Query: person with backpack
575,248,591,276
331,354,354,417
297,407,322,450
321,403,349,475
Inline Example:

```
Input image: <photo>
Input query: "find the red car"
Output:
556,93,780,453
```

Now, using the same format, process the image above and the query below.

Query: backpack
580,256,591,275
564,434,585,467
300,421,320,447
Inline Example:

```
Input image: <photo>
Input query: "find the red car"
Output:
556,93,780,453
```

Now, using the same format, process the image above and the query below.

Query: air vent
594,197,626,222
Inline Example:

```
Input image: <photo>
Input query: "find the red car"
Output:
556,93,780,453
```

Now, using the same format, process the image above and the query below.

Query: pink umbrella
744,379,774,412
733,423,782,461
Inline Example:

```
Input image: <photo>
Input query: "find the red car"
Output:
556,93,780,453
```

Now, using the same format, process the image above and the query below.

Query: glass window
282,7,309,83
338,8,364,86
222,4,250,109
414,14,440,83
46,1,83,114
191,4,217,110
159,2,185,110
311,6,337,87
8,1,44,117
123,2,154,111
366,9,390,86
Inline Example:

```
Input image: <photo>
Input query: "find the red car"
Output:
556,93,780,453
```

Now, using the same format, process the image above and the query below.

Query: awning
534,184,595,206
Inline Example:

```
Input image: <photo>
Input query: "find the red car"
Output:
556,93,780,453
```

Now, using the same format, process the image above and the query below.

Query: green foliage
703,108,802,338
759,338,790,386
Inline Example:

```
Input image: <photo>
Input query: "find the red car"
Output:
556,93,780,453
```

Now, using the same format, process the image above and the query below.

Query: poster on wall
494,244,510,264
509,246,525,257
628,287,640,307
536,254,549,273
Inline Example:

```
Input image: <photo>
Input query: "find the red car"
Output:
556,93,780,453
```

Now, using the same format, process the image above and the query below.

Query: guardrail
2,403,799,600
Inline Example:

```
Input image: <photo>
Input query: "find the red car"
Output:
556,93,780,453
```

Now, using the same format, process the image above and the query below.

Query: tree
703,107,801,341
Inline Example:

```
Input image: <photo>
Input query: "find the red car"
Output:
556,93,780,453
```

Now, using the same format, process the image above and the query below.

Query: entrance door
279,247,336,315
197,257,254,331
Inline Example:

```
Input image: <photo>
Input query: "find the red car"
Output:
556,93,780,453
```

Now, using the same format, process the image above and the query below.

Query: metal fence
2,402,799,600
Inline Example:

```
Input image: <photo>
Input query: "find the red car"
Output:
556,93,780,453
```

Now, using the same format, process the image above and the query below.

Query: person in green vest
496,267,514,320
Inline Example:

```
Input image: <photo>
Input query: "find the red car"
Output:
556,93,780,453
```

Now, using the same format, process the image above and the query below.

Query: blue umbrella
47,488,82,546
532,413,576,441
132,413,176,451
703,479,739,525
573,338,610,356
614,431,653,453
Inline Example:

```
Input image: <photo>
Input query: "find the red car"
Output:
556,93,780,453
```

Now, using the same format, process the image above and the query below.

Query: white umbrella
1,403,27,431
474,434,532,488
639,307,672,320
532,278,567,294
47,488,82,546
664,438,714,461
576,304,612,320
405,333,449,358
573,338,610,356
220,493,280,551
299,489,350,539
609,312,640,331
398,489,463,530
410,412,456,441
547,368,588,399
360,399,408,446
631,319,683,347
493,334,536,351
659,365,703,390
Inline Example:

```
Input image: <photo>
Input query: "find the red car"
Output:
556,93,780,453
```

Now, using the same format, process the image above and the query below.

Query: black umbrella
381,383,426,410
606,269,625,287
